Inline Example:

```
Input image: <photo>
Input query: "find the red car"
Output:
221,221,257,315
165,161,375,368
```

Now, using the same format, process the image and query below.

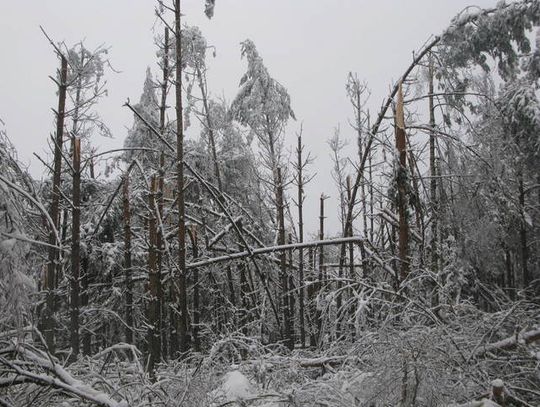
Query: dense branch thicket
0,1,539,406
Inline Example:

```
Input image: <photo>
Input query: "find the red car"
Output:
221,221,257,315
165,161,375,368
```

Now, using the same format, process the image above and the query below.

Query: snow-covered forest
0,1,539,406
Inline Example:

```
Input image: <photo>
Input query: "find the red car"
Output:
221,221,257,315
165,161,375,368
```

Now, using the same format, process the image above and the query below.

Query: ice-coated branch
187,236,365,269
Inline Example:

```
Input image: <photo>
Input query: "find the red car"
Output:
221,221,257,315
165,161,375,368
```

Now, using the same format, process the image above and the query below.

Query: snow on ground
213,370,254,403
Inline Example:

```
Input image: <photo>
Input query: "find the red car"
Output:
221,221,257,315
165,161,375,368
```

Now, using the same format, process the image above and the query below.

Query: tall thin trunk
81,255,91,355
317,195,325,346
196,65,223,191
226,266,236,307
344,176,356,338
368,113,374,244
159,28,169,137
174,0,189,355
189,228,200,352
123,175,134,344
44,55,68,353
346,177,355,281
396,83,410,282
287,232,296,347
158,27,169,360
308,247,316,347
239,258,249,336
277,168,293,349
429,58,439,305
518,172,530,290
61,54,84,311
296,135,306,347
357,104,368,242
157,152,166,358
147,176,161,377
69,137,81,361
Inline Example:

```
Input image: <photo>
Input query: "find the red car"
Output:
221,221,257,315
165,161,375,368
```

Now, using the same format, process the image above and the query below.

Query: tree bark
147,176,161,378
296,135,306,347
308,247,316,347
174,0,189,355
317,195,325,346
158,27,169,360
44,55,68,353
69,137,81,361
429,58,439,303
395,83,410,282
277,168,293,349
518,172,530,290
123,175,134,344
188,227,200,352
288,232,296,347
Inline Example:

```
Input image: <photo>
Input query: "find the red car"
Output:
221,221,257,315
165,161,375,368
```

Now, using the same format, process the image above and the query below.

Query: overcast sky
0,0,496,235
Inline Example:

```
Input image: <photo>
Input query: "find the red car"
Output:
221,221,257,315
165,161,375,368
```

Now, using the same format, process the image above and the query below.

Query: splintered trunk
69,137,81,361
174,0,189,355
395,83,410,282
123,175,134,344
296,135,306,347
44,55,68,353
147,176,161,377
277,168,293,349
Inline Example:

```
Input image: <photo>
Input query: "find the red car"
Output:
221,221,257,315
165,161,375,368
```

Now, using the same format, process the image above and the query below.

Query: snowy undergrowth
1,301,538,406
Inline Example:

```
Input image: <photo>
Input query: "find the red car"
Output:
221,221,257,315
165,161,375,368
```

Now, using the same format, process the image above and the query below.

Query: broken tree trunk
395,83,410,282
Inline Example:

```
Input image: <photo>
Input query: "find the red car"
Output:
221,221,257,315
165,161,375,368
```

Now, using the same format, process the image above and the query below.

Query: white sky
0,0,496,235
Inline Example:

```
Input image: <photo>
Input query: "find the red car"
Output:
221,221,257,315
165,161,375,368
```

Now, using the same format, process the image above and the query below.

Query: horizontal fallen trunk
473,328,540,358
186,236,365,269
